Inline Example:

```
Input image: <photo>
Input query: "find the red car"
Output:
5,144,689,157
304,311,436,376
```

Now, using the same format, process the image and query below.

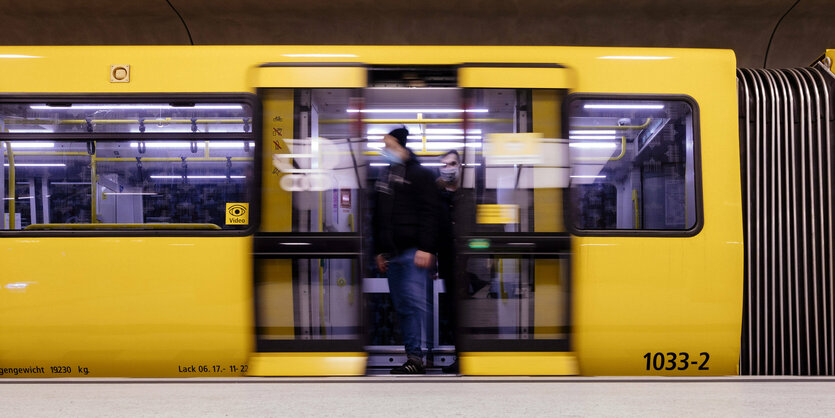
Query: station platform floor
2,376,834,417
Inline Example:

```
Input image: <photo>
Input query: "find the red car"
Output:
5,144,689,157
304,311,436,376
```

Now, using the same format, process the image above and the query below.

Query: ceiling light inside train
128,142,255,149
568,142,618,149
29,104,243,110
347,108,488,113
0,54,42,59
6,142,55,148
4,163,66,167
583,104,664,109
150,175,246,179
569,135,617,140
366,142,481,149
569,130,616,135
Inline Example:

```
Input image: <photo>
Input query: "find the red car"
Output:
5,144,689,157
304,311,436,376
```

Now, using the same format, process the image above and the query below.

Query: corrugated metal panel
738,64,834,375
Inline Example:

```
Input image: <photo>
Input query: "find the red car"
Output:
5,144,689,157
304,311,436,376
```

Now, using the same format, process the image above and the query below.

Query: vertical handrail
90,143,98,223
3,141,14,229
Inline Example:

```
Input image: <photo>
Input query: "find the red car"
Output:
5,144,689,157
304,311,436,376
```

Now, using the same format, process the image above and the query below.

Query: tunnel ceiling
0,0,832,68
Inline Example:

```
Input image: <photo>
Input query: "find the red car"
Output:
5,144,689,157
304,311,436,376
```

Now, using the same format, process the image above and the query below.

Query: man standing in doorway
373,127,440,374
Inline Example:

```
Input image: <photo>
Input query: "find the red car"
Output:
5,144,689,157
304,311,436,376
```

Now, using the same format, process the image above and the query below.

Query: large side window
0,99,256,232
567,96,700,233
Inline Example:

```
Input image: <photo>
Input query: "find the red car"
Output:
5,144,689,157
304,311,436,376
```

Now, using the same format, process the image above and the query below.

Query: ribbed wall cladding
737,64,835,375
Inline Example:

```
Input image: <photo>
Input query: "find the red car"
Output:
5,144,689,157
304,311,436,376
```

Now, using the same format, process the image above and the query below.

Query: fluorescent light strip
348,108,488,114
4,163,66,167
30,104,243,110
569,143,618,149
373,162,480,167
366,142,482,149
149,175,246,179
569,135,617,140
6,129,56,134
282,54,358,57
583,104,664,110
208,142,256,149
597,56,672,60
0,54,42,59
367,135,479,141
569,130,616,135
130,142,202,149
103,192,158,196
6,142,55,148
425,128,482,134
571,175,606,178
51,182,90,185
128,142,254,149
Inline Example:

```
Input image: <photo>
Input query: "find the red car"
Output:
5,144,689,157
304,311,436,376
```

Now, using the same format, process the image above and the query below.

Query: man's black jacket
373,154,440,257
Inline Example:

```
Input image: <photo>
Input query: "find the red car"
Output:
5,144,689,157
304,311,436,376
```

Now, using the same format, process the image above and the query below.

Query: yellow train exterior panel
0,45,746,376
458,66,575,89
0,237,253,377
255,66,366,88
460,352,579,375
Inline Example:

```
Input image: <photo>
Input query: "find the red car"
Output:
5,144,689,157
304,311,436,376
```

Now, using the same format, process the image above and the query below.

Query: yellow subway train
0,46,832,377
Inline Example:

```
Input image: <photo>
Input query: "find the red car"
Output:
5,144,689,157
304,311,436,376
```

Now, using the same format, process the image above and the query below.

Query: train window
0,101,251,134
0,100,256,232
566,96,700,233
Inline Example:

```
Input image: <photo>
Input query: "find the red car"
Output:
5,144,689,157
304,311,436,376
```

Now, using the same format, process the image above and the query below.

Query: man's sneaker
390,358,425,374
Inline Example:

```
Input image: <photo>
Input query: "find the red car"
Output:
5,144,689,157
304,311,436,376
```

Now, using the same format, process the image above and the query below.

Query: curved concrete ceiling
0,0,832,68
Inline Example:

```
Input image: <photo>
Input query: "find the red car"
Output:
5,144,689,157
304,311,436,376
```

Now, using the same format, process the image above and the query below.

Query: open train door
455,64,578,375
248,63,369,375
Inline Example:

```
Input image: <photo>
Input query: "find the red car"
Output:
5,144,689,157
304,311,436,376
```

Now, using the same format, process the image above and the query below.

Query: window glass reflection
567,98,697,231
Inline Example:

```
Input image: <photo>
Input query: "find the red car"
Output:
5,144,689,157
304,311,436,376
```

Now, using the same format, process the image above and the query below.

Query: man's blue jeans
387,248,431,360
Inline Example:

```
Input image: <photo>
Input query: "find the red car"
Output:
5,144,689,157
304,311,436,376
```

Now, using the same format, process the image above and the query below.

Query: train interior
0,103,255,231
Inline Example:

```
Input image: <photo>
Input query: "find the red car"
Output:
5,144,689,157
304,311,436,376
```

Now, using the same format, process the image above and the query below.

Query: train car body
0,45,759,377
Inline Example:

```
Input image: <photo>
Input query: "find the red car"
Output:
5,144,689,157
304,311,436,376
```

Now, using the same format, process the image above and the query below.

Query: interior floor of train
3,377,834,417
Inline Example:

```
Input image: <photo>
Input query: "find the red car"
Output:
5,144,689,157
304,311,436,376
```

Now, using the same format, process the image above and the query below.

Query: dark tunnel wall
0,0,832,68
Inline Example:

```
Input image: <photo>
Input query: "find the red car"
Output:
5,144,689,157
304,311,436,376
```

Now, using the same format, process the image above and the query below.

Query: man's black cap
388,128,409,147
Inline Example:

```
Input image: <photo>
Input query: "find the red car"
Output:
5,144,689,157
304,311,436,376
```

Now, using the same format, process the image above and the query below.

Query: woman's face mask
439,155,460,182
439,166,459,182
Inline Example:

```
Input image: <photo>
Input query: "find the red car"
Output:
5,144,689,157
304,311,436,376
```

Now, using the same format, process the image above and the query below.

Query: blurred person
435,149,463,373
373,127,440,374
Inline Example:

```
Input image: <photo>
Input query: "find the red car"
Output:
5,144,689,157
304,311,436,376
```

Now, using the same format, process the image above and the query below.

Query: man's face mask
381,147,404,164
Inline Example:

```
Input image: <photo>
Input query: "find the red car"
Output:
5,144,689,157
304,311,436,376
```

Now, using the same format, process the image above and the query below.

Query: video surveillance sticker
226,203,249,226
